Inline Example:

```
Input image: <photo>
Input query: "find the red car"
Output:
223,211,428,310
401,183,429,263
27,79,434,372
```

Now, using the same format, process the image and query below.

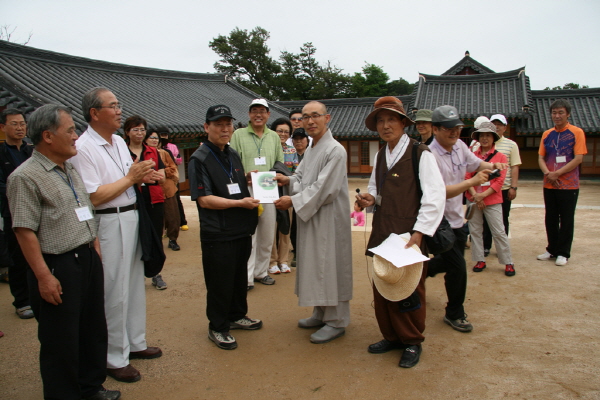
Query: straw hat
369,238,423,301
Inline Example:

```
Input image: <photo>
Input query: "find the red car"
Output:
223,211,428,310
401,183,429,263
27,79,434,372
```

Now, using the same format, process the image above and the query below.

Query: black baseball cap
206,105,235,122
291,128,308,139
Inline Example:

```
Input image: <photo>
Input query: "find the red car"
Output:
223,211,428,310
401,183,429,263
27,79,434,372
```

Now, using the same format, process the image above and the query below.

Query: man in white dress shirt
70,87,163,383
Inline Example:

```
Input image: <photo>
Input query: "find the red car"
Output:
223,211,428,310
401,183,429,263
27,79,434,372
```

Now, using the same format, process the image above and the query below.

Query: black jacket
0,142,34,219
189,142,258,242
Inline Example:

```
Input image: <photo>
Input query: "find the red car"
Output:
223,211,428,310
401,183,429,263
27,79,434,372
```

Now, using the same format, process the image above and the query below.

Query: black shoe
168,240,180,251
484,249,490,257
399,344,422,368
368,339,405,354
84,388,121,400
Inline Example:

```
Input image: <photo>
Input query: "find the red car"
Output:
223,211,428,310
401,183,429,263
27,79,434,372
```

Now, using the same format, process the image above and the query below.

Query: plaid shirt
8,151,96,254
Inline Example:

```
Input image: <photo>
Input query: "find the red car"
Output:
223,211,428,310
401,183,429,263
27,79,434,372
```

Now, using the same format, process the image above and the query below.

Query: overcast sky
2,0,599,92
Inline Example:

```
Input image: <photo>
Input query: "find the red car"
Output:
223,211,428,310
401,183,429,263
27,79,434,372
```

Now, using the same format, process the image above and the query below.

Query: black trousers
147,202,165,248
5,216,30,309
201,236,252,332
427,228,468,320
483,189,511,250
29,243,107,400
175,189,187,225
543,188,579,258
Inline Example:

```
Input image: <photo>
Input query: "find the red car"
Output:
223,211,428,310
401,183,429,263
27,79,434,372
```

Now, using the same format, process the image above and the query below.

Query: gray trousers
311,300,350,328
470,203,513,265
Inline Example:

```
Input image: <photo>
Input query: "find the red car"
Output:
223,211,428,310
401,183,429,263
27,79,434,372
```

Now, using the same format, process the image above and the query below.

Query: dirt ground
1,179,599,400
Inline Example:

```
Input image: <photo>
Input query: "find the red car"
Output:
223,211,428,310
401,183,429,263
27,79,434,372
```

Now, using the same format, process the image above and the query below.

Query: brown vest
366,139,429,255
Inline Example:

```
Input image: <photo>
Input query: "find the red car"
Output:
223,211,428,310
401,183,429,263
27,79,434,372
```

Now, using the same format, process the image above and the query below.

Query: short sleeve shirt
538,123,587,190
429,138,482,229
229,124,284,173
494,136,522,190
69,126,136,209
8,151,97,254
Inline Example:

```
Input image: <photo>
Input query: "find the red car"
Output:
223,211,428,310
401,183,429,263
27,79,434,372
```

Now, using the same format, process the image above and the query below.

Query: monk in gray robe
274,101,352,344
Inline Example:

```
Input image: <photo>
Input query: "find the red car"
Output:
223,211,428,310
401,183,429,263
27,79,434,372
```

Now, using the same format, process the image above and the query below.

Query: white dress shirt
70,126,136,209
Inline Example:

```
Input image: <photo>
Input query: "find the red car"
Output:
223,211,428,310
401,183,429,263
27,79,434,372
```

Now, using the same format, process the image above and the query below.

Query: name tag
376,194,382,206
482,181,491,187
254,157,266,166
556,156,566,163
227,183,241,195
75,206,93,222
126,186,136,199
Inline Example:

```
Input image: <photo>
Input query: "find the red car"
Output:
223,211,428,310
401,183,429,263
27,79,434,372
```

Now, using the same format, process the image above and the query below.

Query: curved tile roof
0,40,288,135
442,54,495,75
276,96,412,140
413,68,533,120
516,88,600,134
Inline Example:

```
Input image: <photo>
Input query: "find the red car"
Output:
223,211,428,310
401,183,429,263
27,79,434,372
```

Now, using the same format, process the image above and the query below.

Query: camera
488,169,501,180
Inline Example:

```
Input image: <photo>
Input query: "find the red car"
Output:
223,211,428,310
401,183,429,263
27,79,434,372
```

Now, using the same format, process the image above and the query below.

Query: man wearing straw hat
356,97,445,368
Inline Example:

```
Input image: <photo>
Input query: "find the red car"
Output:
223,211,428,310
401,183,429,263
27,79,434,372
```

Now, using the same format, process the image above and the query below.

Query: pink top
465,145,507,206
350,211,365,226
165,142,182,165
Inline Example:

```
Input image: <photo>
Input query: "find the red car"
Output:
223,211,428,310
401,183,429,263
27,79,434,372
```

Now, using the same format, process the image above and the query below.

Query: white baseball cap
249,98,269,111
490,114,508,125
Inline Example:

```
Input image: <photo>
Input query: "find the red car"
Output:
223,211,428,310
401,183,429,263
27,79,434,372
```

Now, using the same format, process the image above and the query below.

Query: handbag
412,142,456,254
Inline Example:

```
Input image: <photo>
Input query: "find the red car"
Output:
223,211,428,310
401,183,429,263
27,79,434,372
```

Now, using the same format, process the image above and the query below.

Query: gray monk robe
289,129,353,307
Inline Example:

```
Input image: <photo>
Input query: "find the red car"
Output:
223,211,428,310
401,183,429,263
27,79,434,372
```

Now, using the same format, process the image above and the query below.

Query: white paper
368,232,429,268
250,171,279,203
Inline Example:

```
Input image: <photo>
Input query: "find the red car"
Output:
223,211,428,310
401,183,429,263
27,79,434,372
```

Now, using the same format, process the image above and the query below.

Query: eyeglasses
276,129,290,134
301,113,327,121
440,126,463,134
148,136,159,140
97,104,123,112
129,128,146,133
250,110,269,115
7,122,27,127
290,117,302,122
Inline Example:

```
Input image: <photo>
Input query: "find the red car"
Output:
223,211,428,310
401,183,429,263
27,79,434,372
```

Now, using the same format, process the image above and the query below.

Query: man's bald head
302,101,331,143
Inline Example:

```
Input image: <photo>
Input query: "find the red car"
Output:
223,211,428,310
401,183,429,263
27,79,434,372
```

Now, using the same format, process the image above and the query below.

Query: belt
95,203,137,214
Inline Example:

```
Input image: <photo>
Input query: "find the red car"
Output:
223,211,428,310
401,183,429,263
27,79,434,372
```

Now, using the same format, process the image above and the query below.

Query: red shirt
465,145,507,206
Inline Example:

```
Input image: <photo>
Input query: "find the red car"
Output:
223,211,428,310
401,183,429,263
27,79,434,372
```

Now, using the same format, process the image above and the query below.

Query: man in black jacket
189,105,262,350
0,108,34,319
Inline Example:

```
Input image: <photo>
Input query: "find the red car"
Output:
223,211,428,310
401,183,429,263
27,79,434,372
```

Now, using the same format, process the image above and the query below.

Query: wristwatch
510,187,518,191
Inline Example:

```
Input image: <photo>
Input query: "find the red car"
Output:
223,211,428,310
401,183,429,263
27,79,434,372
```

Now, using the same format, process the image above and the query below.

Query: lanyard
53,168,82,207
207,146,234,183
251,134,264,158
103,144,126,176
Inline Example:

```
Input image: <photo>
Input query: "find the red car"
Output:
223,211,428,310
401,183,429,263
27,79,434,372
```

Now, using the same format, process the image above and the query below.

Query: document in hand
250,171,280,203
368,233,429,268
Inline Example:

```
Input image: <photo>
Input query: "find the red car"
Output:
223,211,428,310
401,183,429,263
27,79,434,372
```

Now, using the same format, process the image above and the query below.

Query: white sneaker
268,265,281,274
555,256,568,266
280,264,291,273
537,251,554,261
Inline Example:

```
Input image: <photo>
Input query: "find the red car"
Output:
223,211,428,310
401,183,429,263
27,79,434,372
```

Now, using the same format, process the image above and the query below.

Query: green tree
543,82,589,90
348,63,390,98
387,77,415,95
209,27,281,98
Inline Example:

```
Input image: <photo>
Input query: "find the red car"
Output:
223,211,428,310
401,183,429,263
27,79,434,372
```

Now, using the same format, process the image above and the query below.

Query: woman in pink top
465,122,515,277
350,201,365,226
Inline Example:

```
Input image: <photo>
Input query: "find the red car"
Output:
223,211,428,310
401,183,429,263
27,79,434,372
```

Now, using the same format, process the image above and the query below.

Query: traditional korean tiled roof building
1,42,598,176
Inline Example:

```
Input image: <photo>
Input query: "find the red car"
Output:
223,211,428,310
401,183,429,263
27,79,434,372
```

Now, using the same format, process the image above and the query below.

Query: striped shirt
494,136,521,190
